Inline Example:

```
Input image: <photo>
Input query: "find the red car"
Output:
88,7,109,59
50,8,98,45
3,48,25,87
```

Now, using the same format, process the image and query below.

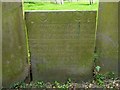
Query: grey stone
0,1,2,89
119,2,120,77
25,11,97,82
2,2,28,87
96,2,119,76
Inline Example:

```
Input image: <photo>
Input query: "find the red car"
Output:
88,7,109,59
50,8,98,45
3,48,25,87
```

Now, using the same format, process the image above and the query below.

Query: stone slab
25,11,97,82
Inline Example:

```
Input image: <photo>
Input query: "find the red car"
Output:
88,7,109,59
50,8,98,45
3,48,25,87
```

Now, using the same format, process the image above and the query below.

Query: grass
23,2,99,10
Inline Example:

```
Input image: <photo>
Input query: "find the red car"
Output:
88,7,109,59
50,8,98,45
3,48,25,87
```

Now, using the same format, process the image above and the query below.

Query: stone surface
2,2,28,87
118,1,120,77
0,1,2,89
25,11,97,82
96,2,119,76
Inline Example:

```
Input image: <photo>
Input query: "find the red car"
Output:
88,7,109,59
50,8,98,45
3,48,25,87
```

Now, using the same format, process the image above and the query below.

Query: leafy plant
10,82,24,89
53,79,72,89
95,66,101,72
35,81,45,88
95,74,105,86
105,72,115,79
53,81,61,88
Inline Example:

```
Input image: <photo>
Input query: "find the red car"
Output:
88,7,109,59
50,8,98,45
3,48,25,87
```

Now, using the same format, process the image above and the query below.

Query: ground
9,78,120,89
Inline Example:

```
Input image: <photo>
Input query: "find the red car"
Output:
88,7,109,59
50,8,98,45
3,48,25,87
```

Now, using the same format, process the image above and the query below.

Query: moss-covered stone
0,1,2,89
2,2,28,87
96,2,119,76
25,11,97,82
119,2,120,77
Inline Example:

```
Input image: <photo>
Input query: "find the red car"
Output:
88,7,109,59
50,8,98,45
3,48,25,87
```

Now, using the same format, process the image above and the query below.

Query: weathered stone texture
25,11,97,82
96,2,119,76
118,1,120,77
0,1,2,89
2,2,28,87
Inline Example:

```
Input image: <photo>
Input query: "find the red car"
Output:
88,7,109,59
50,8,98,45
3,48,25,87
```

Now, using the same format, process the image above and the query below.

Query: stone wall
2,2,28,87
96,2,119,76
25,11,97,82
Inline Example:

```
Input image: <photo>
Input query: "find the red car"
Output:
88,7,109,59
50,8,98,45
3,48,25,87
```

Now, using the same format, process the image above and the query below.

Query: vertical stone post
96,2,119,76
2,1,28,87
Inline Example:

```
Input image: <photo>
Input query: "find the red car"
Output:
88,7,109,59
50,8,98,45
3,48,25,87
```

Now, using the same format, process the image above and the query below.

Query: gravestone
2,2,28,87
25,11,97,82
96,2,119,76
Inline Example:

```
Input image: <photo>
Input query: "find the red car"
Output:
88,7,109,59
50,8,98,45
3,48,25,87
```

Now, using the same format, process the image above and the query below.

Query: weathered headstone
25,11,97,82
2,2,28,87
55,0,64,4
96,2,119,76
